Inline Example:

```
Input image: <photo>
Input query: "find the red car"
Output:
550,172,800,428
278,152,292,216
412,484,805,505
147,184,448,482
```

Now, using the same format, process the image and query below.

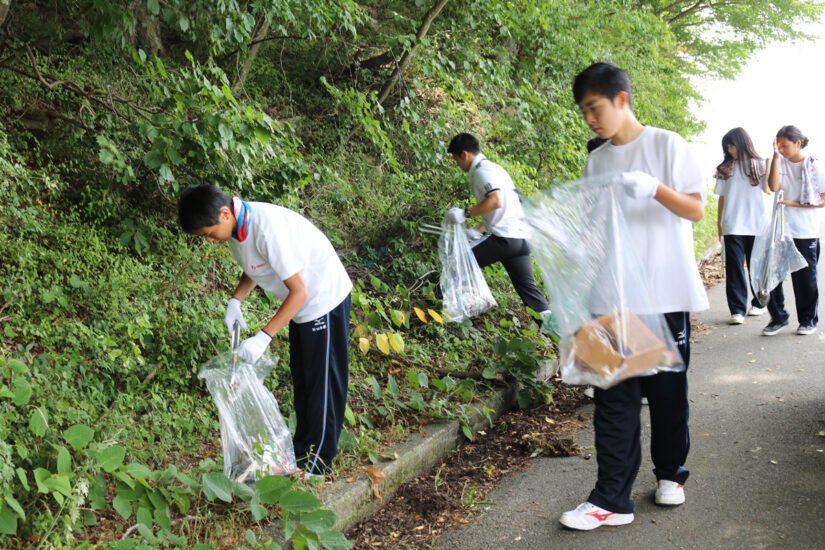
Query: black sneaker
762,320,789,336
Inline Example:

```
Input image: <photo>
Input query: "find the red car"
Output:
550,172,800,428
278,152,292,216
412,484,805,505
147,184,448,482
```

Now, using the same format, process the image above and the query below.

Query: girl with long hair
763,125,825,336
713,127,769,325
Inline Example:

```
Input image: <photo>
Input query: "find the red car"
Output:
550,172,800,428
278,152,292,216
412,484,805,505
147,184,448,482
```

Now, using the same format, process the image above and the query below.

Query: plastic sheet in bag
438,216,497,322
750,191,808,307
198,352,296,483
523,175,684,389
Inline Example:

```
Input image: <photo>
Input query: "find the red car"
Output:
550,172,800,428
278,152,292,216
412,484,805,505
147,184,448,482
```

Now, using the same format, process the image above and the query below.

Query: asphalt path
440,231,825,549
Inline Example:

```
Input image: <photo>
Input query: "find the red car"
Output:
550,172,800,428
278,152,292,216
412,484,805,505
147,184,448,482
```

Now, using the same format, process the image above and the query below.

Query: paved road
440,237,825,549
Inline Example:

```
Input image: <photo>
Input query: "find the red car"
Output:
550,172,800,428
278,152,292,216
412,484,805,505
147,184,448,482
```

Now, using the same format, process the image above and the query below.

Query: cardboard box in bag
573,309,665,382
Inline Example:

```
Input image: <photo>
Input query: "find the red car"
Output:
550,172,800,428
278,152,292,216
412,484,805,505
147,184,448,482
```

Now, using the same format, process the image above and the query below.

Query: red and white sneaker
655,480,685,506
559,502,634,530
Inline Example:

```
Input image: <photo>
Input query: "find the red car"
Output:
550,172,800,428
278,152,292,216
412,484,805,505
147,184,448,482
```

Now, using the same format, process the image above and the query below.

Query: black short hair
178,184,231,234
776,125,809,149
573,62,633,109
447,133,481,155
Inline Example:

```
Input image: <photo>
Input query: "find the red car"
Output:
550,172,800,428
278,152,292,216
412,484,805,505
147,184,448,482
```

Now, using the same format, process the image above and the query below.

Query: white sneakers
748,306,767,316
729,314,745,325
559,502,634,530
654,480,685,506
561,482,684,530
796,324,817,335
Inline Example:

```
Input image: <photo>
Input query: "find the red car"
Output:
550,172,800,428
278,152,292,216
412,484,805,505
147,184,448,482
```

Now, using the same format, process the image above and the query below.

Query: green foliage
0,0,813,546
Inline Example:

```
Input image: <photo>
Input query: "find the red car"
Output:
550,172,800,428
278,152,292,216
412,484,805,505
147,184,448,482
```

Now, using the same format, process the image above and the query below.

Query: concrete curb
321,383,518,531
260,384,518,543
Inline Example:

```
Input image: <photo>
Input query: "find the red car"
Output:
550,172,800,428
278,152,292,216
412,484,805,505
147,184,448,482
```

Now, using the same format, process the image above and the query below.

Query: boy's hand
620,171,659,199
466,228,483,241
237,331,272,364
447,207,467,224
224,297,247,334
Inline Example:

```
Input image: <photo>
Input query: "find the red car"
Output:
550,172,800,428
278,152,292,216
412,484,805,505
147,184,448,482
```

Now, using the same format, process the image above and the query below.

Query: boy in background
446,133,551,320
178,185,352,476
559,62,709,530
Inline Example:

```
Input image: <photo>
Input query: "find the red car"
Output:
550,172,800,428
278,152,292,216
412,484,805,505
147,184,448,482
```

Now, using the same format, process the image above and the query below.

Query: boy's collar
231,197,252,242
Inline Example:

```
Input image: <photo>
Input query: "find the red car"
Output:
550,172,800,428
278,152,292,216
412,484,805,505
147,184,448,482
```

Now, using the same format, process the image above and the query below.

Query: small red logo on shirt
251,263,265,270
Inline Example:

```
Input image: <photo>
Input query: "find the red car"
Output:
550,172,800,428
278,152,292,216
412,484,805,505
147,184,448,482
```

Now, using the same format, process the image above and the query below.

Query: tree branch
232,18,270,93
376,0,450,106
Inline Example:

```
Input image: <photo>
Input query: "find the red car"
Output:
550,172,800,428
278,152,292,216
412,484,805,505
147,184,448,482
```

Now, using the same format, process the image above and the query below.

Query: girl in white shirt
713,127,769,325
763,125,825,336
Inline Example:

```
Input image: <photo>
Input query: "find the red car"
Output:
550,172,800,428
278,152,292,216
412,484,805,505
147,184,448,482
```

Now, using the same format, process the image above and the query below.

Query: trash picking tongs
418,222,447,236
755,190,784,306
229,321,242,395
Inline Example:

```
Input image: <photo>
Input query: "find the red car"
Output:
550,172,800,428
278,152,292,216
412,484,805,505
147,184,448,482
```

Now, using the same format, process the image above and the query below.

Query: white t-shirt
777,156,825,239
713,161,769,236
468,153,531,239
583,126,709,314
229,199,353,323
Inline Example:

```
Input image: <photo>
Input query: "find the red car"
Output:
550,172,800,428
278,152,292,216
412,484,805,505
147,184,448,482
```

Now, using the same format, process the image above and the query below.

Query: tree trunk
233,20,271,94
376,0,449,106
0,0,12,28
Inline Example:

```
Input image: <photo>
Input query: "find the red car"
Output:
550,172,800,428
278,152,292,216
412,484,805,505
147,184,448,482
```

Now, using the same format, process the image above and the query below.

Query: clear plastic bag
523,175,684,389
438,216,497,322
750,191,808,306
198,352,296,483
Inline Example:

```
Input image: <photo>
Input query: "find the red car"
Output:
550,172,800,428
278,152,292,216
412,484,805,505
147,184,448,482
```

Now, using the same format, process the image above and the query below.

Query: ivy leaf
376,334,390,355
113,492,133,520
56,446,72,475
12,382,32,406
202,473,233,503
96,445,126,473
255,474,292,505
389,309,406,327
279,490,321,513
389,333,404,354
461,423,473,441
344,405,356,426
413,307,428,323
250,494,267,521
358,337,369,355
28,407,48,437
0,503,17,535
63,424,94,451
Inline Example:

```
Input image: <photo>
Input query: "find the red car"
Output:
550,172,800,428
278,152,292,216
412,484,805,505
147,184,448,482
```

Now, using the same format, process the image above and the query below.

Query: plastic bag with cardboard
438,215,497,322
198,349,296,484
750,190,808,306
523,175,684,389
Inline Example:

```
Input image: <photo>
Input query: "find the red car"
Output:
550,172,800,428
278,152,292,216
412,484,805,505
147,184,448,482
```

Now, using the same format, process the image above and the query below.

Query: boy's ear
614,91,631,110
218,205,233,221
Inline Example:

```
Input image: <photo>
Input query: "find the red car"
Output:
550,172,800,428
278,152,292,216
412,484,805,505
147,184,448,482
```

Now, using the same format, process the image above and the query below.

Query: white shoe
796,324,817,335
654,480,685,506
747,306,766,316
559,502,634,530
729,314,744,325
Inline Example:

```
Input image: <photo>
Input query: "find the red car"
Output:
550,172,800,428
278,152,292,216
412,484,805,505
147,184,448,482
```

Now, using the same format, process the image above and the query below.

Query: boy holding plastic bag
445,133,551,321
178,185,352,477
554,63,708,530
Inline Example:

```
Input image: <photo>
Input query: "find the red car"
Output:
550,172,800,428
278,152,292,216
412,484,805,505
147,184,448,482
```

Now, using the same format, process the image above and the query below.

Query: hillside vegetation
0,0,820,547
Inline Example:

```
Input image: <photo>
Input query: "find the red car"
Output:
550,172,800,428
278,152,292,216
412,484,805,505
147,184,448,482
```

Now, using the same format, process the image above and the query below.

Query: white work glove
224,297,247,334
466,228,483,241
447,207,467,224
236,330,272,364
620,171,659,199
